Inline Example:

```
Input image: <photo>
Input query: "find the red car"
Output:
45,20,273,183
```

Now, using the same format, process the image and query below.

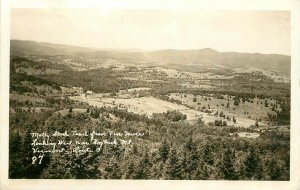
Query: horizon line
10,38,291,56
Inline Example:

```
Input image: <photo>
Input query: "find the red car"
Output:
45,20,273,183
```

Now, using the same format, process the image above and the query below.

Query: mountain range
11,40,290,75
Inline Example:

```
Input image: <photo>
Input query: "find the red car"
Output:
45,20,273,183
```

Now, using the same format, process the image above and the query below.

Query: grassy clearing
169,93,277,124
71,94,263,128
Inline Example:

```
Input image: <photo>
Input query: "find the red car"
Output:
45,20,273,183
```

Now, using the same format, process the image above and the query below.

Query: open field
168,93,278,124
70,94,263,128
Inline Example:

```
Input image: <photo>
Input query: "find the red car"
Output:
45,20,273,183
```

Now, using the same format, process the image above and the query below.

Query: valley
9,40,290,180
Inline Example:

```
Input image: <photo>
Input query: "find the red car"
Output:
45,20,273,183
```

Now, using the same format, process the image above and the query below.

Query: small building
86,90,93,95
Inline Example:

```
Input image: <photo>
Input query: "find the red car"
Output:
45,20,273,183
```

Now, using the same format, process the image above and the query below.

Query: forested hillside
9,40,290,180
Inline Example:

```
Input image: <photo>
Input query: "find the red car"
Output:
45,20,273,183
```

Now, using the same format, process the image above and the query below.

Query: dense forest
9,104,289,180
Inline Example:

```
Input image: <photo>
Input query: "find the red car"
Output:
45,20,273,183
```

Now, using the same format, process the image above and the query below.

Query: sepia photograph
1,0,300,189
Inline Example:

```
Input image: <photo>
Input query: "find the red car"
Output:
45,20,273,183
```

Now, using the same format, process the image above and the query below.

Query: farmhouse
86,90,93,95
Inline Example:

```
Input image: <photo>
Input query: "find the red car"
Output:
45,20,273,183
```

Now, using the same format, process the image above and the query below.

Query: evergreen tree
71,151,101,178
133,151,151,179
40,154,72,178
233,117,237,124
234,97,240,106
159,139,170,162
125,161,135,179
226,102,230,108
238,159,246,179
21,130,35,178
164,148,182,179
220,148,237,180
109,160,122,179
184,136,199,179
203,144,214,166
244,148,261,180
179,151,189,179
9,133,23,178
268,158,281,180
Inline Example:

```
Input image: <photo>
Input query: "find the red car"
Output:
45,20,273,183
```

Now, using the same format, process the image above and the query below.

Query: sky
11,9,290,55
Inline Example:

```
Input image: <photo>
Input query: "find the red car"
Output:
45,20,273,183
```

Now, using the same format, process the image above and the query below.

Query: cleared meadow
71,94,259,128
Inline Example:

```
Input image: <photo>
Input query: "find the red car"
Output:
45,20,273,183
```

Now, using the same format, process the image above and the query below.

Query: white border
1,0,300,190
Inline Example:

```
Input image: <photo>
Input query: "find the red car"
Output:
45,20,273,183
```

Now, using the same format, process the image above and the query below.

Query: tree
105,157,122,179
165,110,186,121
40,154,72,178
197,116,204,125
214,111,219,117
69,107,73,113
71,151,101,179
220,148,237,180
182,135,199,179
255,120,259,127
234,97,240,106
265,99,269,107
159,139,170,162
203,144,214,166
179,152,189,179
233,117,236,124
244,148,262,180
164,148,182,179
125,161,135,179
219,111,225,118
226,102,230,108
9,133,23,178
267,158,281,180
21,130,35,177
133,151,151,179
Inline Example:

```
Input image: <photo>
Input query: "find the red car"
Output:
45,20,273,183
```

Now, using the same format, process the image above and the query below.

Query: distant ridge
10,39,290,75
